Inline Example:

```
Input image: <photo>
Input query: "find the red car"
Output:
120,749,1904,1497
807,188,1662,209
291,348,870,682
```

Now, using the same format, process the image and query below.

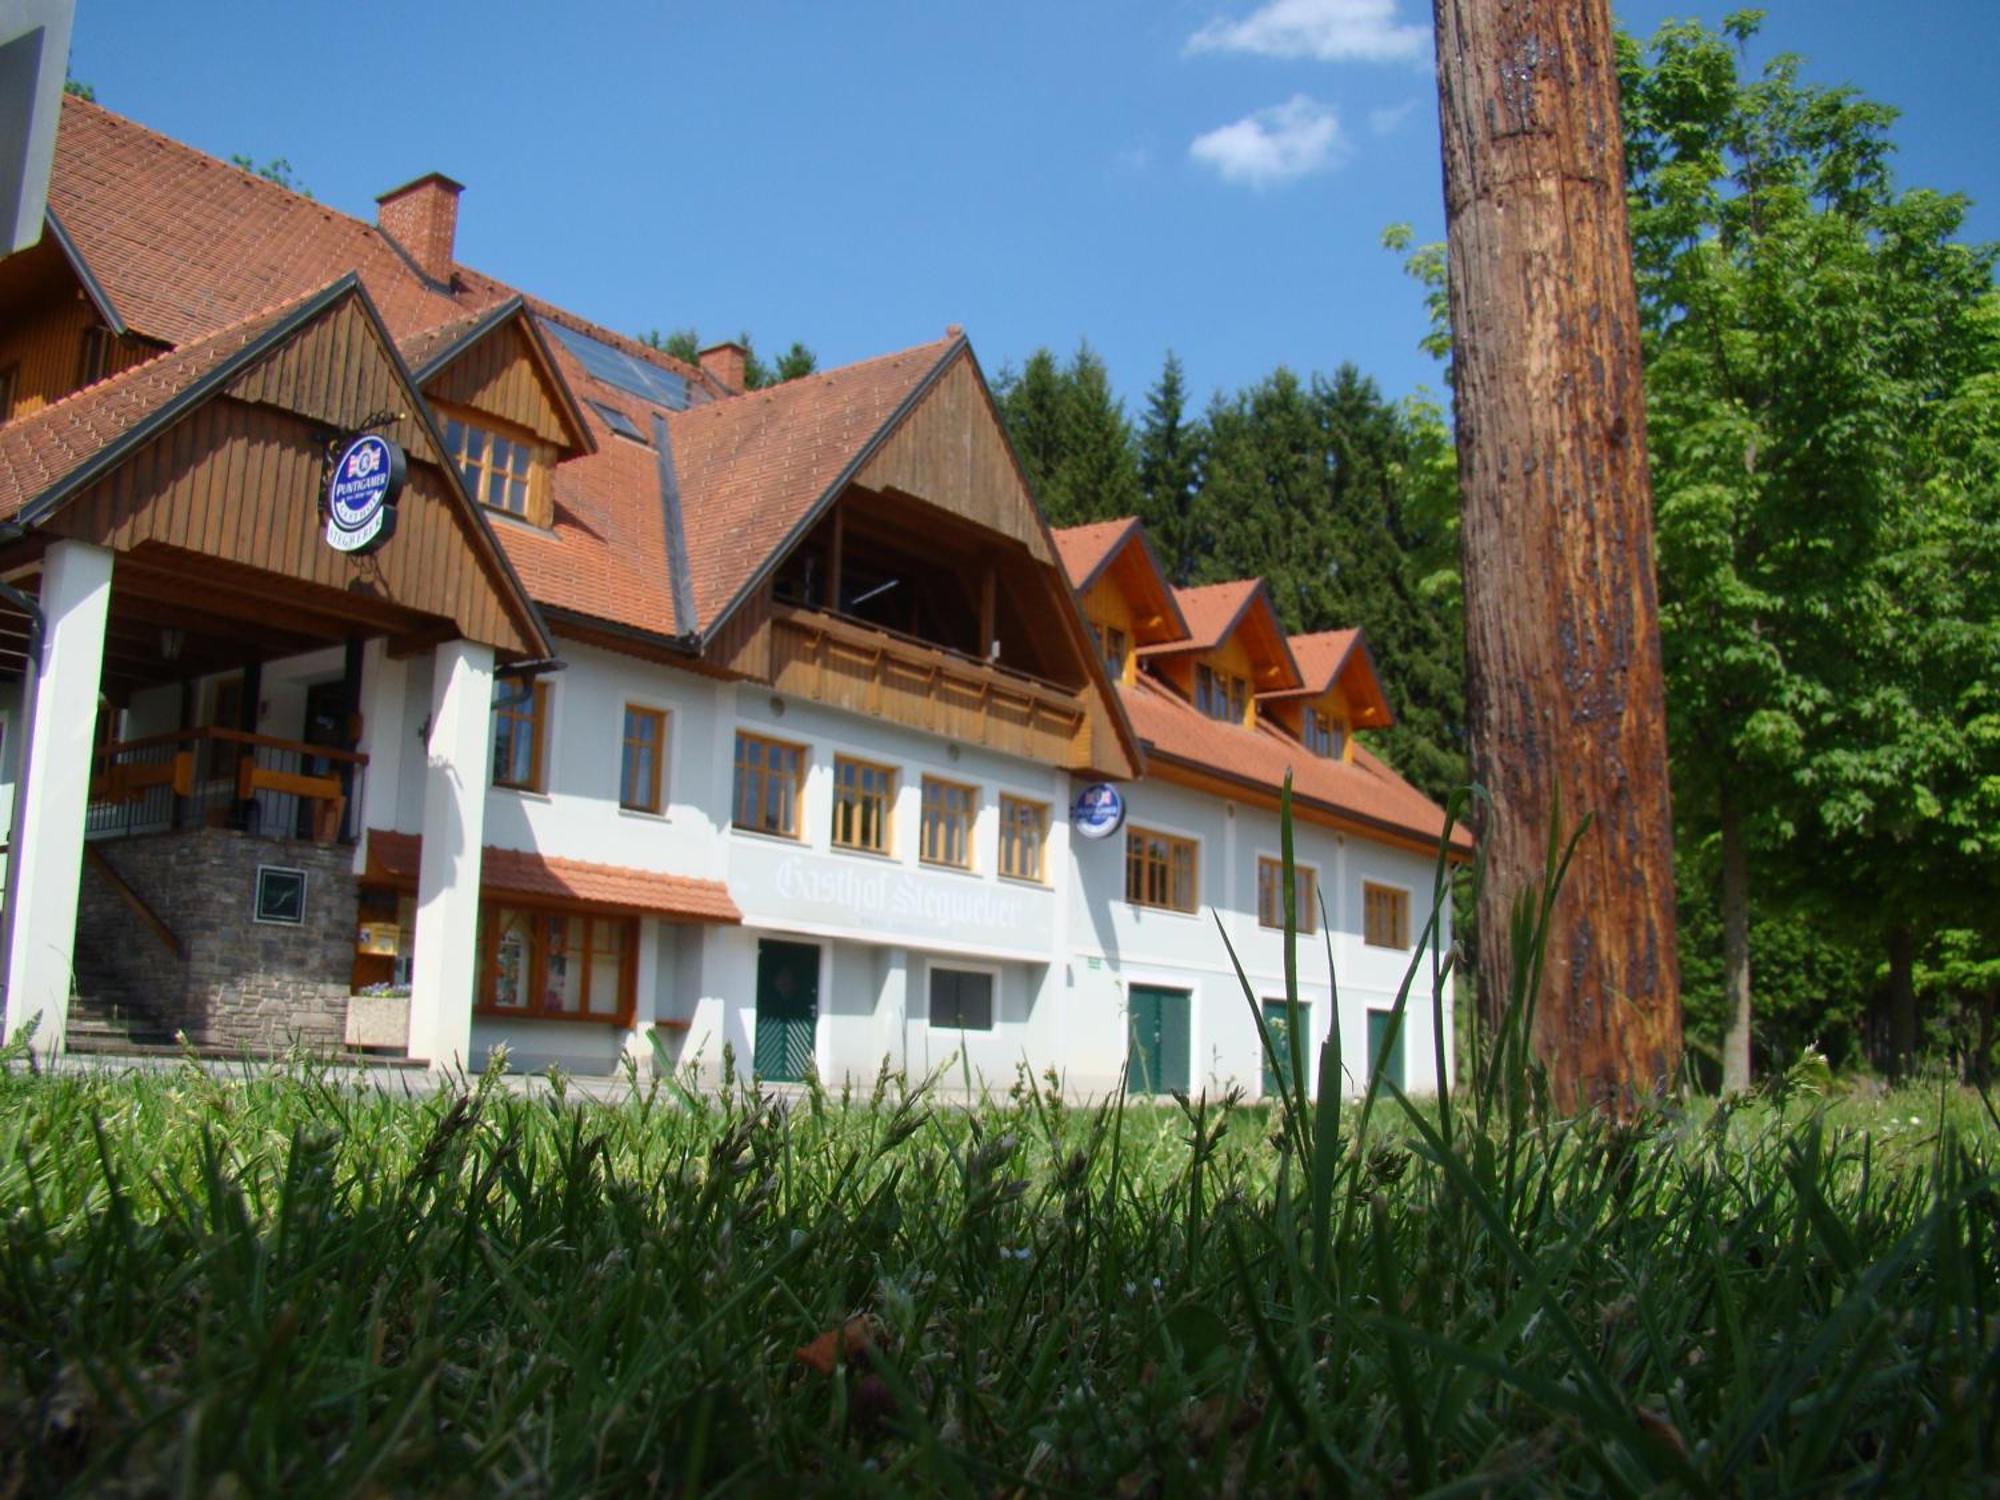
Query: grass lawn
0,1043,1993,1497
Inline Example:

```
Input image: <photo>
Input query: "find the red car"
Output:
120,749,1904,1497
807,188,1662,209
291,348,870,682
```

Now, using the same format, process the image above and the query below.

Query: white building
0,98,1466,1097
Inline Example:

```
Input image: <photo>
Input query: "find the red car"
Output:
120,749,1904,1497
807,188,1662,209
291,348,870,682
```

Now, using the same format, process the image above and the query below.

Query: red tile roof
1053,517,1139,590
365,831,742,923
49,99,486,347
0,279,340,522
1147,580,1261,655
668,337,960,633
1284,630,1360,694
1121,676,1470,853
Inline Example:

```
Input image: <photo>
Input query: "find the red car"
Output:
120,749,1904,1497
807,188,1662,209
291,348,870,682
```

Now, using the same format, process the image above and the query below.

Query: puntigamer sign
324,433,405,555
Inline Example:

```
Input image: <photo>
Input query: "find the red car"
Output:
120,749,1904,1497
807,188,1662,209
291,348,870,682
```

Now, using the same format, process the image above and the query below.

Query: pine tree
1137,353,1207,585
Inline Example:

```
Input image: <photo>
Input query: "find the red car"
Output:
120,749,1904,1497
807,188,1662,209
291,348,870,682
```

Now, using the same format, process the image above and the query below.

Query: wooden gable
856,348,1059,564
43,287,548,660
421,314,586,451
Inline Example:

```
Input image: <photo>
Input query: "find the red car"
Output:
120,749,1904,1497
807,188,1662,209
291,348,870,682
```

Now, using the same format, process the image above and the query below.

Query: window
921,776,977,868
1195,664,1248,723
1304,708,1348,759
1363,882,1410,950
930,967,994,1031
832,756,896,853
1092,621,1128,679
734,732,805,838
492,679,549,791
478,904,634,1023
620,705,666,812
441,413,547,520
999,796,1049,883
75,325,113,390
1257,857,1317,934
1126,826,1198,913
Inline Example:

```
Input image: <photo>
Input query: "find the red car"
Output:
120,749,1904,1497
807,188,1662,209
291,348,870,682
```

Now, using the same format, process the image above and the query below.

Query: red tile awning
364,830,740,923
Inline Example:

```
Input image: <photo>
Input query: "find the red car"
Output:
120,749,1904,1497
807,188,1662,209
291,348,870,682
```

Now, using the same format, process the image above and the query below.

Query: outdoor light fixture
159,627,184,662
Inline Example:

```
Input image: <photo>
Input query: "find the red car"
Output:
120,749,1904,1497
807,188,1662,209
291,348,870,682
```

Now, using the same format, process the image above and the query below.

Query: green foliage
1135,351,1206,585
62,76,94,103
1622,11,2000,1070
228,154,310,197
992,341,1140,527
636,329,818,388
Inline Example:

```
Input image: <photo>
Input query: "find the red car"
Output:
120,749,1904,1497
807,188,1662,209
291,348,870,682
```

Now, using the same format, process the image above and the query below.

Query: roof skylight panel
540,318,689,411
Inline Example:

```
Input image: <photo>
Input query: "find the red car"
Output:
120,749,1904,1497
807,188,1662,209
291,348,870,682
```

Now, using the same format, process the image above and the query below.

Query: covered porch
0,275,554,1065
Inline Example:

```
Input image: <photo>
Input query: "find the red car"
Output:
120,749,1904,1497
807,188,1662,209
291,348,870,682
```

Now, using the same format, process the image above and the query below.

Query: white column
879,944,910,1073
350,638,409,874
406,639,493,1068
2,540,114,1058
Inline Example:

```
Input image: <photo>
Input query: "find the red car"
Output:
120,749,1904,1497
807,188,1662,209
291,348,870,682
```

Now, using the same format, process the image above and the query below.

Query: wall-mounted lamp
769,696,787,718
159,627,184,662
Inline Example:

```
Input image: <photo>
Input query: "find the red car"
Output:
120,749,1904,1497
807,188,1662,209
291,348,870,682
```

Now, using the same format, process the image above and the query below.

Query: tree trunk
1886,924,1918,1082
1432,0,1682,1111
1719,779,1753,1092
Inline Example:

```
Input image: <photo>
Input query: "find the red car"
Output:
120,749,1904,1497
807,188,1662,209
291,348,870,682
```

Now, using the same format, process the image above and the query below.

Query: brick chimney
375,172,464,286
698,340,748,392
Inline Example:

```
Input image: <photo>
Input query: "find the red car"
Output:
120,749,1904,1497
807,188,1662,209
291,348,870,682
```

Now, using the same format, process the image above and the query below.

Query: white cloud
1189,95,1348,188
1367,98,1421,135
1187,0,1429,65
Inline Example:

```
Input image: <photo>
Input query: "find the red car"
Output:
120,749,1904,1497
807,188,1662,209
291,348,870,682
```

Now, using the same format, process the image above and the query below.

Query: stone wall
77,829,360,1049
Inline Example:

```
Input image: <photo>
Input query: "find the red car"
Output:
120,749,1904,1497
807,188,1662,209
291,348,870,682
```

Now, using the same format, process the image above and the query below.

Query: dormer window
1195,664,1247,724
1303,707,1348,759
440,410,551,524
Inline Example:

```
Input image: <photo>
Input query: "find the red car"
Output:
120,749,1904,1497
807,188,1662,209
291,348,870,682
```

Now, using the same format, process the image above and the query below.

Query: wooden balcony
768,605,1086,766
88,727,367,845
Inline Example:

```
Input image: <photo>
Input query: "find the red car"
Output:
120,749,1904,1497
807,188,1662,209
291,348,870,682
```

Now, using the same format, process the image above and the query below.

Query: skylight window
586,398,648,443
540,318,689,411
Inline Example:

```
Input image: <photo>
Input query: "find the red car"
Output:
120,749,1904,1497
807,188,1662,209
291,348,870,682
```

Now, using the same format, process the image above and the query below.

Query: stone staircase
64,986,182,1052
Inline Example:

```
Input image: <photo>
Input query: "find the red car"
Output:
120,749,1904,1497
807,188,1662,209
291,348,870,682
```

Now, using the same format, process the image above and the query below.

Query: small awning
364,830,740,924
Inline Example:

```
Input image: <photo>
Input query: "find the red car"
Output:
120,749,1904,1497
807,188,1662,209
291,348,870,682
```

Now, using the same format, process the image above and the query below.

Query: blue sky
67,1,1999,415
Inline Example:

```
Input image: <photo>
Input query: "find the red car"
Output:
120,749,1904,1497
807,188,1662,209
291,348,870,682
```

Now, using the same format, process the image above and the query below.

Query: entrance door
1261,999,1309,1097
1127,985,1190,1095
754,940,820,1082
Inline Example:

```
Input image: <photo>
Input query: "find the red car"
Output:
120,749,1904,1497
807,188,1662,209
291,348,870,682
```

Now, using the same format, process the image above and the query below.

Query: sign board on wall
323,433,405,554
1071,783,1126,840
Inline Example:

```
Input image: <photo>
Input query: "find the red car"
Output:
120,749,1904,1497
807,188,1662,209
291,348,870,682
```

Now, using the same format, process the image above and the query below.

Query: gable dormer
404,298,595,529
1259,629,1393,761
1141,580,1302,729
1052,518,1191,685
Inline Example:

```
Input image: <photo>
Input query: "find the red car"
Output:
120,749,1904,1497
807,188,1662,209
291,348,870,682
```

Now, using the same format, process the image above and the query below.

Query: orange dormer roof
1141,579,1304,693
1266,628,1394,728
1052,517,1190,647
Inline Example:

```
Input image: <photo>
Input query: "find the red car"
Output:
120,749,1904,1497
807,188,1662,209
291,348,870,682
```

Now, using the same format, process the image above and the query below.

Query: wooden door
754,940,819,1082
1127,985,1190,1095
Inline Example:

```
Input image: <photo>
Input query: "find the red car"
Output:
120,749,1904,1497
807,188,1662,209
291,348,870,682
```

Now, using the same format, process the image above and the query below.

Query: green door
754,940,819,1082
1127,985,1191,1095
1366,1008,1405,1092
1261,1000,1309,1097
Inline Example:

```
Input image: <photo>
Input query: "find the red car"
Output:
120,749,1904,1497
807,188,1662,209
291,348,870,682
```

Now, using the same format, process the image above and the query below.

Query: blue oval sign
1071,782,1126,840
325,433,405,555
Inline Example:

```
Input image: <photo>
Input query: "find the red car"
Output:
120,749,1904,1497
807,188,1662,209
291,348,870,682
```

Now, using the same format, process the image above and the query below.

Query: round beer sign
1071,782,1127,840
324,433,405,555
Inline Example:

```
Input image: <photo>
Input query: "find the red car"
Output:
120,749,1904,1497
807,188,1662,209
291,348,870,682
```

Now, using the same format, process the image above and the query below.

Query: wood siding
45,394,533,655
769,608,1085,769
857,354,1054,563
0,294,155,421
424,320,574,448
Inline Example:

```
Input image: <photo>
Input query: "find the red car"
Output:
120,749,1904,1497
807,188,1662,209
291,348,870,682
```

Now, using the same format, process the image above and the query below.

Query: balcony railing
87,727,368,845
769,605,1086,765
